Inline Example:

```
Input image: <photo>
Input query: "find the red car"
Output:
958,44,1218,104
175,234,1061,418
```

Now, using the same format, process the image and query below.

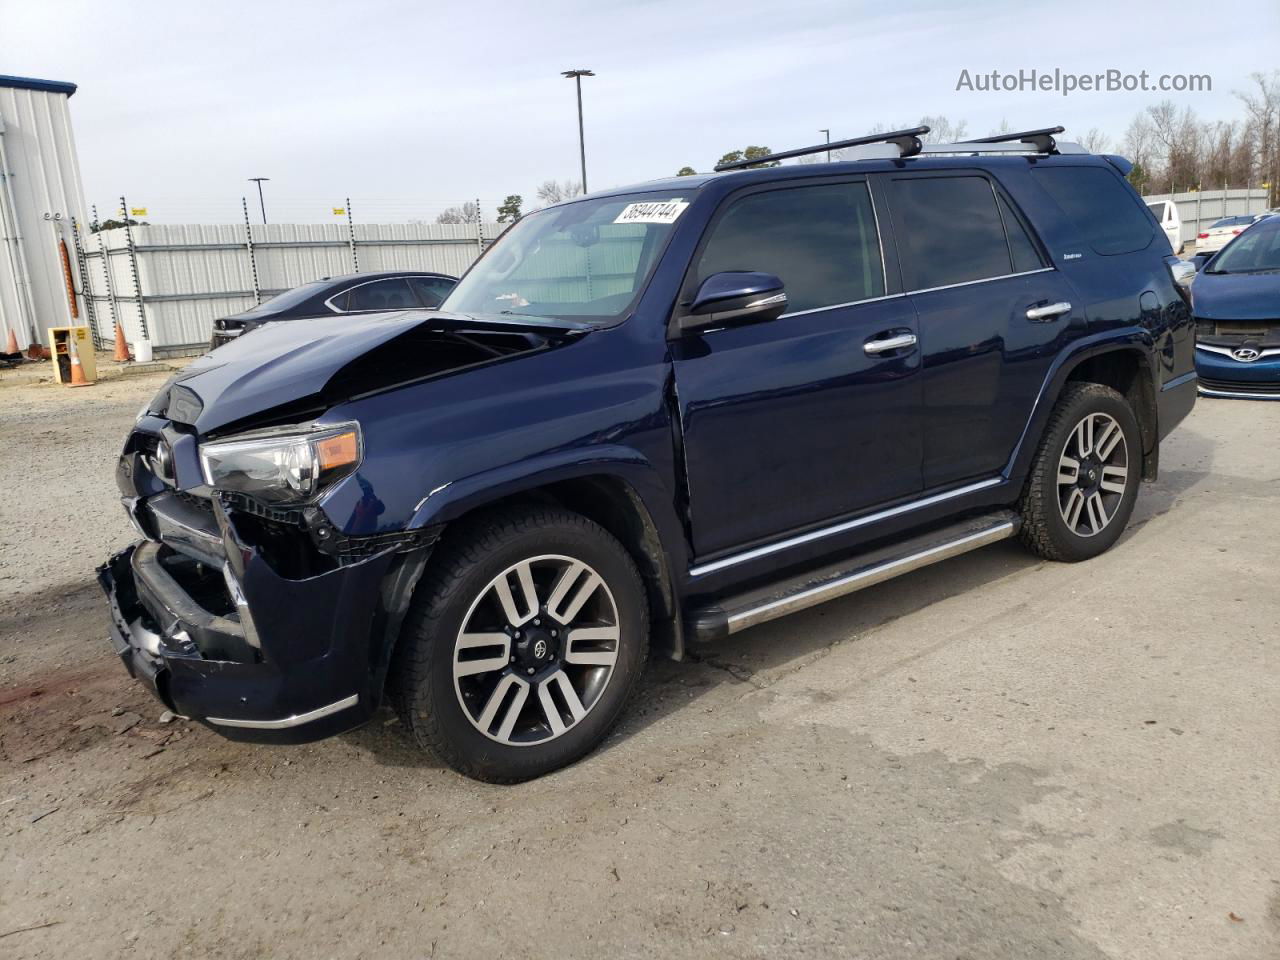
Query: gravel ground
1,374,1277,959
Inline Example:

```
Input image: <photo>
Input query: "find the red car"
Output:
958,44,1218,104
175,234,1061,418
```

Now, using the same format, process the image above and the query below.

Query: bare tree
918,115,968,143
1080,128,1110,154
436,201,481,224
1235,71,1280,205
536,180,584,206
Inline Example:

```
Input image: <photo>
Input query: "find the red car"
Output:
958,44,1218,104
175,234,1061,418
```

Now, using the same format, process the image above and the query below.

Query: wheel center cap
515,626,557,666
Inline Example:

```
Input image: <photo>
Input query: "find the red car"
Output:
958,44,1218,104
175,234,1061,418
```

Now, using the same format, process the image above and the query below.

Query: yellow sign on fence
130,207,147,217
332,207,346,216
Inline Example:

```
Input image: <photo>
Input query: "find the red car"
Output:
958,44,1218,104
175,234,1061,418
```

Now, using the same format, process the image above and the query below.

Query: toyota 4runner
99,126,1197,781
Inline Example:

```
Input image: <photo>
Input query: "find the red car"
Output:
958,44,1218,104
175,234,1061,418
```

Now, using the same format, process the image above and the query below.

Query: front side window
1147,201,1167,222
442,192,691,323
695,182,884,314
345,278,420,311
892,175,1016,289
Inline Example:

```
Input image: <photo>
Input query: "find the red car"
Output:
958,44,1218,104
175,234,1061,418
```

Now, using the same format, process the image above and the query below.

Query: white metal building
0,74,90,350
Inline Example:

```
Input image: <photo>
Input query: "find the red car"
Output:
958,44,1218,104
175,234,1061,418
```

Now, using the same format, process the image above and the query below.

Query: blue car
1192,215,1280,399
98,125,1196,781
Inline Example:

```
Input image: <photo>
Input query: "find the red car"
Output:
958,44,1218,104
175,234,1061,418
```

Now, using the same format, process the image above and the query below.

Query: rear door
671,178,923,558
885,171,1083,488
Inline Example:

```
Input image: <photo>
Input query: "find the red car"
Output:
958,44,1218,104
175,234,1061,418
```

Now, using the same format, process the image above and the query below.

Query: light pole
819,129,831,163
561,69,594,193
248,177,270,224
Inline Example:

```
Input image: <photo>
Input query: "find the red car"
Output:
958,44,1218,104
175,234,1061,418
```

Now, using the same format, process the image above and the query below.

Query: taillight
1197,232,1209,239
1232,229,1241,235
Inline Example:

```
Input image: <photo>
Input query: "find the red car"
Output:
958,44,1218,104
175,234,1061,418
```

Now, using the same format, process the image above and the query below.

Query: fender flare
406,445,690,658
1003,330,1157,486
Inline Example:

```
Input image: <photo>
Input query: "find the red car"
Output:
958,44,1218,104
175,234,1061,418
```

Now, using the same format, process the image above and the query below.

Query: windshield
241,280,330,316
1210,216,1255,229
442,192,693,323
1206,217,1280,274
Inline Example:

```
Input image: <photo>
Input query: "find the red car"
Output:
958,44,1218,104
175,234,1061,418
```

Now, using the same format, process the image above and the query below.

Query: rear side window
696,182,884,314
409,276,455,308
891,176,1015,289
998,193,1046,273
1033,166,1154,255
1147,201,1167,222
346,278,420,311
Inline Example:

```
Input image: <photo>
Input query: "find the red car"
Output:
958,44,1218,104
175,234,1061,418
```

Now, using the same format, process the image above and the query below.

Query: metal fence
78,218,503,356
1140,188,1270,246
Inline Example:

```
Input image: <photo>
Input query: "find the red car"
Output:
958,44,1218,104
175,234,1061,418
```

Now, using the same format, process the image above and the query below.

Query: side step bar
689,511,1020,641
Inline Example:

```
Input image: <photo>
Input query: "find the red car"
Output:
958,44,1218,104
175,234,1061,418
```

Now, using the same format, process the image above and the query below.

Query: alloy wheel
452,555,620,746
1056,412,1129,538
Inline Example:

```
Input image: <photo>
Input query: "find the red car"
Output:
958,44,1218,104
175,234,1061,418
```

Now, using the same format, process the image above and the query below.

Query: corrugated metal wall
1142,188,1270,245
80,221,503,353
0,81,89,349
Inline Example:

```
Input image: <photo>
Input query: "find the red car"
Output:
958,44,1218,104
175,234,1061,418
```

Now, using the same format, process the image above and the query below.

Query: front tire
391,506,649,782
1019,382,1141,562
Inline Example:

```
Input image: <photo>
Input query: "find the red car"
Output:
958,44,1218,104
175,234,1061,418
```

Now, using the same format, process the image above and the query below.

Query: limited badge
613,199,689,225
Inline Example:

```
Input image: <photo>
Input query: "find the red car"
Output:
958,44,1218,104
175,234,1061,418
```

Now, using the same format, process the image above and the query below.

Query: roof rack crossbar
713,126,931,171
969,125,1065,153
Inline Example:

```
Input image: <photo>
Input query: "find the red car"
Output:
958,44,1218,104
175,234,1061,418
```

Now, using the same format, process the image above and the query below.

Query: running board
688,511,1020,641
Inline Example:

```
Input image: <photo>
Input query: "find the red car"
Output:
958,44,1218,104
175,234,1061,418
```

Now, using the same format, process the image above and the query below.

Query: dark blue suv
99,127,1197,781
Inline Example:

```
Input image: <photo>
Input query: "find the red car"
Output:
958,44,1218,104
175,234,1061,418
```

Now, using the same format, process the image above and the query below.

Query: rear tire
390,506,649,782
1019,382,1141,562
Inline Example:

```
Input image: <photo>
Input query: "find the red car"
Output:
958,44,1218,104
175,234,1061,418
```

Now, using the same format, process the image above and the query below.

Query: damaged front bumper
98,428,433,743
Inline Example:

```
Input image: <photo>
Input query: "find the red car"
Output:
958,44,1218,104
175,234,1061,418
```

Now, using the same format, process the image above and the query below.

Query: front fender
406,444,677,536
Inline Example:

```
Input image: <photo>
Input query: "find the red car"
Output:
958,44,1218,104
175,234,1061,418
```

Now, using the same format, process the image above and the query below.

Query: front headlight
199,422,362,504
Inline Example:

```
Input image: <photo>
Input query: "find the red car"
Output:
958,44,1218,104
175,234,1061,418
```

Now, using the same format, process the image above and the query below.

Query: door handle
863,332,918,356
1025,301,1072,322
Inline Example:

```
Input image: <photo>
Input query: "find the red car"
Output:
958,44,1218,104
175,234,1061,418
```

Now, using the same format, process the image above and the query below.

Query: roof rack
712,124,1085,171
713,126,930,171
969,125,1066,153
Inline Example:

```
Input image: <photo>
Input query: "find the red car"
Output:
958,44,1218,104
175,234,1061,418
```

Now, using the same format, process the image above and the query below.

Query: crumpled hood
159,309,589,433
1191,271,1280,321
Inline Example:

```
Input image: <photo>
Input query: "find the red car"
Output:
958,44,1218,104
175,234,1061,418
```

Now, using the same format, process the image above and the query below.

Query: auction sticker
614,199,689,225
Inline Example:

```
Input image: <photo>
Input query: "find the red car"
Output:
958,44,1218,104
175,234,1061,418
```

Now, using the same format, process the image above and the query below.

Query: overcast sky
5,0,1278,223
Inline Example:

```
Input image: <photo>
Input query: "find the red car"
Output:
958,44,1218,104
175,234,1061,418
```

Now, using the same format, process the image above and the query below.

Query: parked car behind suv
101,128,1196,782
1191,213,1280,398
209,271,457,349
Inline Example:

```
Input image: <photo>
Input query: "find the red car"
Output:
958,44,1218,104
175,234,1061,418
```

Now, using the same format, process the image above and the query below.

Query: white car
1196,215,1262,254
1146,199,1183,253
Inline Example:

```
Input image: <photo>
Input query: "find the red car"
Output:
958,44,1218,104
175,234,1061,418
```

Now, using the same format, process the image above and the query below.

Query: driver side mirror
676,271,787,335
1188,254,1210,272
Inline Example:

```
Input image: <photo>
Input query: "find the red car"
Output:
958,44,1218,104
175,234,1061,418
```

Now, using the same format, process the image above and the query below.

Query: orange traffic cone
4,328,18,355
113,321,132,362
66,332,93,388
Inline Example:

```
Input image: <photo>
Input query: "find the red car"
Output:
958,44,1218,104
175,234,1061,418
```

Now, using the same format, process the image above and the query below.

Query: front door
671,179,923,559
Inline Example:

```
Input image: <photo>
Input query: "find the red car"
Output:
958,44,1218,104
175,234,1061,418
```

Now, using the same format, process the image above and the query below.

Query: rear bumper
97,495,424,744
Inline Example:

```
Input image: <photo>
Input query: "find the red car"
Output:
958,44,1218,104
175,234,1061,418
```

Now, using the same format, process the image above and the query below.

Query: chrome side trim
725,520,1017,634
1198,387,1280,401
908,267,1055,298
776,269,1057,322
206,694,359,730
780,292,906,319
1161,370,1198,391
688,476,1004,577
